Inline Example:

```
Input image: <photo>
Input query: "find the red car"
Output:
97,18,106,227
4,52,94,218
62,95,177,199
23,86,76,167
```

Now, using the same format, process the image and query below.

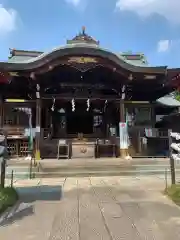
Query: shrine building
0,27,180,159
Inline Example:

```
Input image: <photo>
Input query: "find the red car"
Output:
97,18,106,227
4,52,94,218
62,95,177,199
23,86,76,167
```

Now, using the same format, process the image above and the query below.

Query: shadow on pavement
0,185,62,227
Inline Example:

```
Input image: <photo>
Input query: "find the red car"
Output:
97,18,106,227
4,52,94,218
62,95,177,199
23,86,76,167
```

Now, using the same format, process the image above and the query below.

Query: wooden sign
68,57,97,64
9,72,19,76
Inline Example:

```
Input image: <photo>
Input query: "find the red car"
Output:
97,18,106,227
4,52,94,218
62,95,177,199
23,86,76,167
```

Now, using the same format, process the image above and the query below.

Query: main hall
0,27,180,159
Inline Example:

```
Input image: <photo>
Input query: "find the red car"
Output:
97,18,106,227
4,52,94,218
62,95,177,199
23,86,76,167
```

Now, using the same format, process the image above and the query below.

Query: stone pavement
0,176,180,239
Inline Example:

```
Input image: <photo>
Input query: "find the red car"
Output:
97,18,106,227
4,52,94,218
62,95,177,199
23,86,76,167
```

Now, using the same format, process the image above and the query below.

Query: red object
0,71,9,83
121,123,126,127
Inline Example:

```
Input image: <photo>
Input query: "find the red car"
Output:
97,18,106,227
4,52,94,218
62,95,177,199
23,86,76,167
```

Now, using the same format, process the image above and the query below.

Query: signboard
24,128,36,138
145,128,157,138
109,127,116,136
0,135,5,142
119,122,129,149
36,126,40,133
68,57,97,64
59,139,66,145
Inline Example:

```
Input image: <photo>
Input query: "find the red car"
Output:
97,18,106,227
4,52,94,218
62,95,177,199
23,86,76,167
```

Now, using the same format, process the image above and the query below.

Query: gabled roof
8,55,37,63
7,48,151,68
8,49,148,67
1,28,167,74
119,52,148,67
2,44,166,74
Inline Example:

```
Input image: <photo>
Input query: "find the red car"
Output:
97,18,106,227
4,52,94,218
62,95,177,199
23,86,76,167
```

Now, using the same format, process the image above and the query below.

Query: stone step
39,165,170,173
5,165,177,179
5,169,179,179
4,158,172,179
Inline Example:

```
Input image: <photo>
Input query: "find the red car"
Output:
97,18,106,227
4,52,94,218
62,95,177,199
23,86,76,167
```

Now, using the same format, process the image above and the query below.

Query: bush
0,186,18,214
166,184,180,205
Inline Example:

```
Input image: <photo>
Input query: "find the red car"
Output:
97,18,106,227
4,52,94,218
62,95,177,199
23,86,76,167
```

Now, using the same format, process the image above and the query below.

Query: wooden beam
0,97,4,128
29,57,130,79
42,94,121,101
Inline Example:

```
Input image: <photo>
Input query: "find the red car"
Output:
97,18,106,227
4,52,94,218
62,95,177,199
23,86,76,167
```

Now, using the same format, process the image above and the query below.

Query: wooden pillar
0,97,4,128
151,104,156,127
119,84,129,158
120,100,125,123
119,100,128,158
35,84,41,161
45,107,49,129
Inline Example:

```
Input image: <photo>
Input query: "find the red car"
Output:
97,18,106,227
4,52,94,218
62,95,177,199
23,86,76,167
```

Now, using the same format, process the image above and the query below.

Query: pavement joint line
99,178,163,238
88,177,115,240
2,175,180,239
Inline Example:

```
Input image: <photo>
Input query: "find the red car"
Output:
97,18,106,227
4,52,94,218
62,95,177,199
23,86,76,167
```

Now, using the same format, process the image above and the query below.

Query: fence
7,139,30,157
128,127,169,157
0,127,33,157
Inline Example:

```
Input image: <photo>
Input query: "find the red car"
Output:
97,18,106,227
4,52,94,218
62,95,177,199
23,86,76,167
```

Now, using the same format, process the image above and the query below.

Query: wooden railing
0,126,30,157
129,127,168,138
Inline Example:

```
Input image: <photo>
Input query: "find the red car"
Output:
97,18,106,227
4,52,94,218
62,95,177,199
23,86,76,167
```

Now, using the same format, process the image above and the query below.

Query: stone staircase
5,160,39,180
5,157,175,179
35,158,172,178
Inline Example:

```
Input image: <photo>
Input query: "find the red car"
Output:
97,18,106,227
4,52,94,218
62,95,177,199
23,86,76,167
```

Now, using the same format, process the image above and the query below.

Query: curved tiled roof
156,92,180,107
0,43,167,73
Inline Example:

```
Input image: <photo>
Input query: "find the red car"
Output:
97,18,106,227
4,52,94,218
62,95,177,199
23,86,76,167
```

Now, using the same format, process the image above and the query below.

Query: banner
119,122,129,149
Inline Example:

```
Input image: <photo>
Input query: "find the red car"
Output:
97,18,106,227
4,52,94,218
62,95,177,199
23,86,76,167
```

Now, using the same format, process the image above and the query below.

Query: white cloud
64,0,87,11
116,0,180,24
157,40,170,52
65,0,81,6
0,4,17,35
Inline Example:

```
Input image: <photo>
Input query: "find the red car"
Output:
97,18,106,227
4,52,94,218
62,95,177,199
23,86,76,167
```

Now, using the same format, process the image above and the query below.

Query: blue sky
0,0,180,67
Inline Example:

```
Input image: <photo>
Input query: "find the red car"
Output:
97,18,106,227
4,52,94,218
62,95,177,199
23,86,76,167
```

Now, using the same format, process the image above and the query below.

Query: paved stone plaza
0,176,180,239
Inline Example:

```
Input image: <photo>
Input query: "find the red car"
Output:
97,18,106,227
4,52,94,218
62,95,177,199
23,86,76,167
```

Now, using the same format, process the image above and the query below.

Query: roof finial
82,26,86,35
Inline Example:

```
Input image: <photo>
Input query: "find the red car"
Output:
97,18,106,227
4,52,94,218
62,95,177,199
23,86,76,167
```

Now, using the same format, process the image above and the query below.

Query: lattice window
19,141,29,157
4,119,13,125
7,142,17,156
